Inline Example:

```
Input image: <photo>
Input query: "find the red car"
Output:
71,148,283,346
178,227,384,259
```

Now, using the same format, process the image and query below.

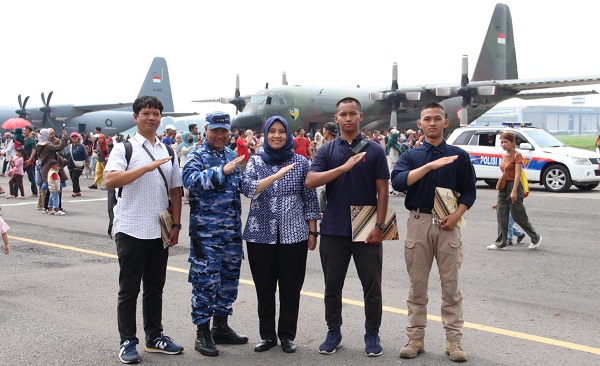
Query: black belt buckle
413,208,432,219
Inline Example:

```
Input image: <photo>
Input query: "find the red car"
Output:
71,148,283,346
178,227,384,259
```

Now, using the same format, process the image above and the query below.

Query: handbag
520,167,529,197
70,145,85,168
496,175,506,190
7,166,17,177
56,152,69,168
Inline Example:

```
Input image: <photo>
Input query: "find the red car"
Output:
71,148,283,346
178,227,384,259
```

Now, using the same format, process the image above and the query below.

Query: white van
446,126,600,192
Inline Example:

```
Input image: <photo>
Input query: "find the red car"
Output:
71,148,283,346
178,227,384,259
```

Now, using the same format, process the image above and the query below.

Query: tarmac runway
1,175,599,366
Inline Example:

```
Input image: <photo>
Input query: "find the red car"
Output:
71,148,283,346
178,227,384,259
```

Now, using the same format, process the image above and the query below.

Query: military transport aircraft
196,3,600,135
0,57,193,135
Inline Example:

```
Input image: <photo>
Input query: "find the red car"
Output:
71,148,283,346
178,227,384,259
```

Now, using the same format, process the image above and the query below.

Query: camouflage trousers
188,233,243,325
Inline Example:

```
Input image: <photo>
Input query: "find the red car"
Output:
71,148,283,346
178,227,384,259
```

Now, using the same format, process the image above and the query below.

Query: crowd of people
1,94,548,365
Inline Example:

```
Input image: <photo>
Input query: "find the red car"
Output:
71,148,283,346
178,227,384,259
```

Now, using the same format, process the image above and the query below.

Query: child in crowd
1,214,9,254
46,159,65,216
6,147,25,199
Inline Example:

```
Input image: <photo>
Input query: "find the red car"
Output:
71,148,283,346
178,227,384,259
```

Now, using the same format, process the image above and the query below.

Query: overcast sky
1,0,599,119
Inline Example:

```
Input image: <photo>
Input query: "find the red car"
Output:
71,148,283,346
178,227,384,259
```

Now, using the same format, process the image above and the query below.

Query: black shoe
211,316,249,344
195,322,219,357
88,185,98,189
506,240,514,246
281,339,297,353
517,234,526,244
254,339,277,352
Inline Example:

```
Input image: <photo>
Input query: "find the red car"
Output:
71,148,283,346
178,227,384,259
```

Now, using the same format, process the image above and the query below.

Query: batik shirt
241,154,320,244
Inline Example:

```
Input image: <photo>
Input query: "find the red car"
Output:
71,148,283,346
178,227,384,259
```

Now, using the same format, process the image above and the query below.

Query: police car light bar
501,122,532,127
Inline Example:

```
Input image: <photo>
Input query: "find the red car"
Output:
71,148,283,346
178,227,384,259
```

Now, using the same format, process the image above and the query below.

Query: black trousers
246,240,308,341
319,235,383,332
116,232,168,344
69,168,83,193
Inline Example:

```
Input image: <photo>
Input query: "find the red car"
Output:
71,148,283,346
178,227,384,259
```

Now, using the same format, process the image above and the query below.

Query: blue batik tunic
241,153,321,244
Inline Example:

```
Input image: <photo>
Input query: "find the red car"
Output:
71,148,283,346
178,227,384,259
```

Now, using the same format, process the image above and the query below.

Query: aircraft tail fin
472,3,518,82
138,57,175,112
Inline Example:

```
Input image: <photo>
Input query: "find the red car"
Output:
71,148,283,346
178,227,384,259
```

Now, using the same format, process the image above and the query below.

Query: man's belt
409,208,432,214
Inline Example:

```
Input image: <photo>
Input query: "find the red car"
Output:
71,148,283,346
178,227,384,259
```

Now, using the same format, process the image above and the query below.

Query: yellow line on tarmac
9,235,600,356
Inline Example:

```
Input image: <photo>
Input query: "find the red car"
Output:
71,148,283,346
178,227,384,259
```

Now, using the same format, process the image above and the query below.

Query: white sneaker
486,244,506,250
54,211,65,216
528,236,542,250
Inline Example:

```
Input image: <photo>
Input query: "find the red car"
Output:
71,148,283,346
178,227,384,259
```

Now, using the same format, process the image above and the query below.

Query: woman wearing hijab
89,134,109,189
1,132,15,177
240,116,320,354
178,131,196,204
387,130,402,196
36,128,68,213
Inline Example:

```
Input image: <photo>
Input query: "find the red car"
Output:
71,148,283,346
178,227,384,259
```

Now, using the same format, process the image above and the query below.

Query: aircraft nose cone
232,112,262,131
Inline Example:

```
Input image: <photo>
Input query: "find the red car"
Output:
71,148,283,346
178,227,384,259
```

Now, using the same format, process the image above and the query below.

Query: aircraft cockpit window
266,93,288,106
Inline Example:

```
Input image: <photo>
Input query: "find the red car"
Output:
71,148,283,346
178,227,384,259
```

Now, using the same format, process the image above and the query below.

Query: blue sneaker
145,334,184,355
364,331,383,357
119,339,140,364
319,329,342,355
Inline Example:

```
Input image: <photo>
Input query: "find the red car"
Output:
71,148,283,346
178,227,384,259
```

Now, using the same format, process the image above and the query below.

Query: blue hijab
260,116,295,165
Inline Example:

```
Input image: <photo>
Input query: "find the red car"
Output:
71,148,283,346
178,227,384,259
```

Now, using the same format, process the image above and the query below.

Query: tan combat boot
445,339,467,362
399,338,424,359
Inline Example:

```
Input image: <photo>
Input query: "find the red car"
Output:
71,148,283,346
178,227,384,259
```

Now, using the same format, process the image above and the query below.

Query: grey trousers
495,180,541,246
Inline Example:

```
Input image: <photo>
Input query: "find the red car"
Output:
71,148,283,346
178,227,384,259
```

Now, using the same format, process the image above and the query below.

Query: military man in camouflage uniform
181,112,248,357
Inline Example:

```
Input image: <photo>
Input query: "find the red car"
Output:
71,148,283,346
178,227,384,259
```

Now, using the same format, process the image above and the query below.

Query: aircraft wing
73,103,133,113
163,112,199,117
515,90,598,100
492,76,600,92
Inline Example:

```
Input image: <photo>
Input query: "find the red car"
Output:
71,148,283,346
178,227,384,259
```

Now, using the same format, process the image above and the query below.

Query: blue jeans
48,191,60,209
25,162,38,195
507,212,524,241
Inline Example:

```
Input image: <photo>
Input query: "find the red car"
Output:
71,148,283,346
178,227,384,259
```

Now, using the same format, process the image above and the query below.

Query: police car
446,123,600,192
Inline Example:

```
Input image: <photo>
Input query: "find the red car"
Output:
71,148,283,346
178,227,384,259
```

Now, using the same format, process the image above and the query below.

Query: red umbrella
1,117,31,130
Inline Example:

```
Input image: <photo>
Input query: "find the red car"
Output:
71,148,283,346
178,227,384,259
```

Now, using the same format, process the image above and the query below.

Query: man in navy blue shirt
306,97,389,357
391,102,476,362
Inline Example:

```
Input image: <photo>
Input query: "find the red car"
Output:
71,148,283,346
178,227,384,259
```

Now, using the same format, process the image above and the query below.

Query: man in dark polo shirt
306,97,389,358
391,102,476,362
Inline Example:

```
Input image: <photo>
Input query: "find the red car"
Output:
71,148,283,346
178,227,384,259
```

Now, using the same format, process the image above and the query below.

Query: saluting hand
146,157,171,172
427,155,458,171
224,156,244,175
273,163,296,180
340,152,366,173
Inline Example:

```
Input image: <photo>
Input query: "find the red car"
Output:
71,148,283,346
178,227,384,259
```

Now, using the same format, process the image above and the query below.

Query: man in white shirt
105,95,184,364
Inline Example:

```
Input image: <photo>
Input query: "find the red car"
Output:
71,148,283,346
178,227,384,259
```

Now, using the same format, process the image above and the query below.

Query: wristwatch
171,223,182,230
309,231,319,237
375,222,386,231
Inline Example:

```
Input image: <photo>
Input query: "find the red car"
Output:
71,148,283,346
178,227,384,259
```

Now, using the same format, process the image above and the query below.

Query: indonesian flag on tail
153,75,161,83
497,32,506,44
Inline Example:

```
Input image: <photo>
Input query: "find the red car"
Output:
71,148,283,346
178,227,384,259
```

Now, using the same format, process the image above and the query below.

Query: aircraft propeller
39,91,54,126
436,55,496,126
218,74,246,115
15,94,30,119
369,62,422,129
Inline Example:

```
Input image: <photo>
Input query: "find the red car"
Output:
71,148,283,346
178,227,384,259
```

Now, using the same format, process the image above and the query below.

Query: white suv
446,126,600,192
